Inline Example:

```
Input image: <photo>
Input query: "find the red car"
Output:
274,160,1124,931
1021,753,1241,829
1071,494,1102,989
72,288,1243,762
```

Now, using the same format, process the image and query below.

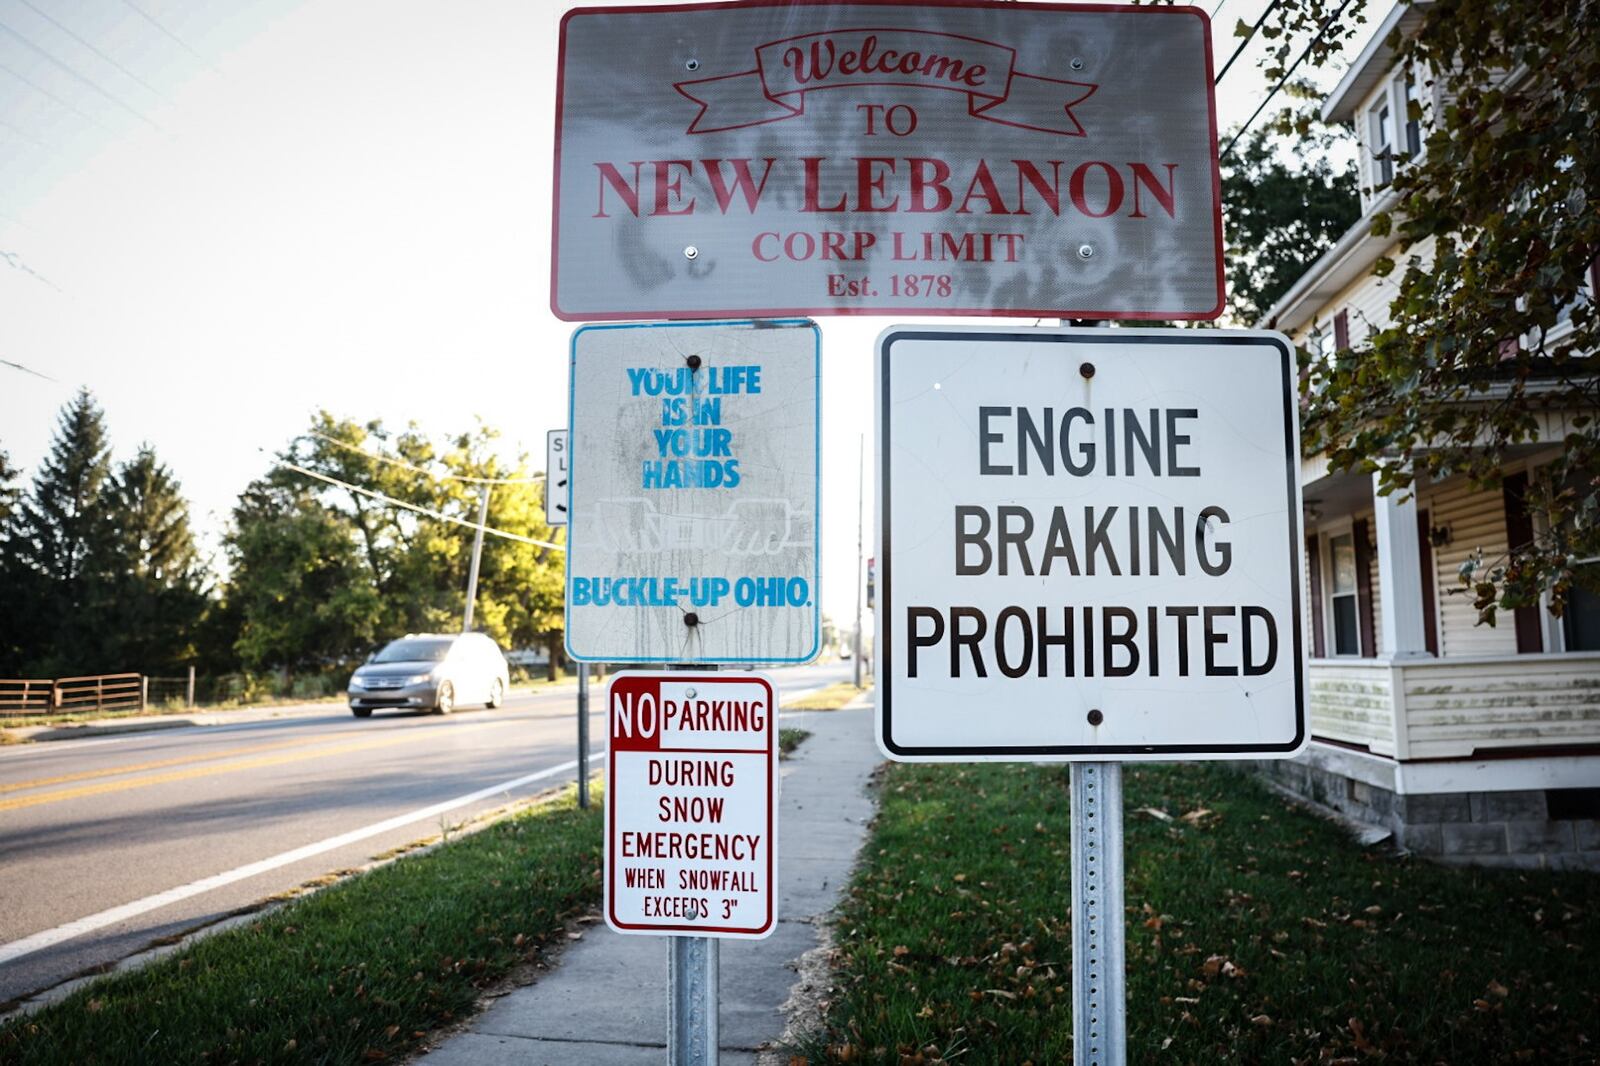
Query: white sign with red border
553,2,1223,322
604,670,778,939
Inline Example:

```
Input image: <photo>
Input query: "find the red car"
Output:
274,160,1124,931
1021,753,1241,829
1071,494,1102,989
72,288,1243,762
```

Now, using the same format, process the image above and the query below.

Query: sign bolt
1077,243,1095,260
685,58,700,71
684,612,700,627
686,354,703,371
684,245,699,260
685,687,697,698
1079,362,1096,379
1071,56,1085,70
1087,708,1104,726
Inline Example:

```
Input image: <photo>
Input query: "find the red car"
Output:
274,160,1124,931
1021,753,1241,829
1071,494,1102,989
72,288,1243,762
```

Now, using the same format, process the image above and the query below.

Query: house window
1369,101,1394,188
1329,533,1361,655
1563,564,1600,651
1401,78,1421,157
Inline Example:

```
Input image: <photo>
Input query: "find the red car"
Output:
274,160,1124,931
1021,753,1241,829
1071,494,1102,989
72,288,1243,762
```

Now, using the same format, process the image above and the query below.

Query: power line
119,0,212,67
306,431,547,485
1215,0,1285,84
1,357,59,382
0,59,111,129
0,19,159,129
15,0,174,105
1222,0,1356,159
280,461,566,551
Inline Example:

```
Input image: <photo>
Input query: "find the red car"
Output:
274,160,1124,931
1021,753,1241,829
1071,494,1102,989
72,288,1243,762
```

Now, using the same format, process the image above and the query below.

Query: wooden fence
0,674,145,716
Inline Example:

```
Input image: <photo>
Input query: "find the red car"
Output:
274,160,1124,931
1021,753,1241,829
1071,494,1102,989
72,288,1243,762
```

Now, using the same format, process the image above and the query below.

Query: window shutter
1501,472,1544,653
1416,508,1439,656
1333,310,1350,351
1306,535,1326,658
1352,517,1377,658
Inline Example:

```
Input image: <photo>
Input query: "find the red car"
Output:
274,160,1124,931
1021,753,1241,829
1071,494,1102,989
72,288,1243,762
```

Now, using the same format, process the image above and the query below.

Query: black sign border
878,328,1306,759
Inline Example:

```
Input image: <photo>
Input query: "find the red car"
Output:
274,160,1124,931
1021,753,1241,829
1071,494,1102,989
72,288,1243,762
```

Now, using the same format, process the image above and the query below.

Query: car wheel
487,678,505,709
351,705,372,719
435,681,455,715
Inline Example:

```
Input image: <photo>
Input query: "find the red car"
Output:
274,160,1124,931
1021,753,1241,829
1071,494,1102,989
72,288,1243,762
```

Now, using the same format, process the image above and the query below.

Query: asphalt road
0,660,855,1007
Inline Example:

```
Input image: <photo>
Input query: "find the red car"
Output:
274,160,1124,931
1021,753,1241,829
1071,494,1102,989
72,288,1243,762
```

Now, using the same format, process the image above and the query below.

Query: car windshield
371,638,453,664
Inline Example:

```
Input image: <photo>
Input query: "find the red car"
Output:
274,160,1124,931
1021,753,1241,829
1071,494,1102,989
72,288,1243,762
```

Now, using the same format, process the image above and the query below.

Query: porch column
1371,471,1433,658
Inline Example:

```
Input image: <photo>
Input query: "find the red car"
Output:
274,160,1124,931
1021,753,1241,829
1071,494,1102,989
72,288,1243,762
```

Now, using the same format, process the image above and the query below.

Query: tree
95,446,208,674
0,442,35,673
0,443,19,528
1289,0,1600,620
226,475,382,675
224,413,566,676
9,389,116,672
1222,122,1362,323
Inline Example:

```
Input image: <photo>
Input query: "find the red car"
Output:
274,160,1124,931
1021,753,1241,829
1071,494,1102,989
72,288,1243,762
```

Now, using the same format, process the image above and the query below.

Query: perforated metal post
1071,762,1126,1066
669,918,719,1065
668,662,719,1065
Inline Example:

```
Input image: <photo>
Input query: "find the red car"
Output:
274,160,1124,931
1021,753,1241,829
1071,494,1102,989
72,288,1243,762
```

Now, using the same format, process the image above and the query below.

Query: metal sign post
576,662,590,809
669,921,719,1065
1071,762,1126,1066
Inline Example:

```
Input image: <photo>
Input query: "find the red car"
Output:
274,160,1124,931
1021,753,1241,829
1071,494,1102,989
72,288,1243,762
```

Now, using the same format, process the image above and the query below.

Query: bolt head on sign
605,671,778,939
552,2,1223,321
565,319,821,664
876,326,1307,761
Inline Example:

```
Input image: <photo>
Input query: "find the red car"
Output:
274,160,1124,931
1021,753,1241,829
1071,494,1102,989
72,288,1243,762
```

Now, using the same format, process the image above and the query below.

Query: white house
1255,2,1600,868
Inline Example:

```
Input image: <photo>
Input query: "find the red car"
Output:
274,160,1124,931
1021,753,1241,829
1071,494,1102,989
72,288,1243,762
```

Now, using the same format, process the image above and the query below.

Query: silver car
346,633,510,718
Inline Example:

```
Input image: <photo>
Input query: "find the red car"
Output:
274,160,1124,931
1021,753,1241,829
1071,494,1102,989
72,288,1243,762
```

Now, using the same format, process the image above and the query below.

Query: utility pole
462,484,490,631
854,433,864,688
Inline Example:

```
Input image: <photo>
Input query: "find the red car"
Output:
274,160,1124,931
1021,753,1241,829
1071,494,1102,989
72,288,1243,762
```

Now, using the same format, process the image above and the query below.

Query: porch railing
1308,652,1600,759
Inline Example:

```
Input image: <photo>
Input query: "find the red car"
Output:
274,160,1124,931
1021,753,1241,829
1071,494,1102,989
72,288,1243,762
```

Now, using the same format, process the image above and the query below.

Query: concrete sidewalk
413,694,881,1065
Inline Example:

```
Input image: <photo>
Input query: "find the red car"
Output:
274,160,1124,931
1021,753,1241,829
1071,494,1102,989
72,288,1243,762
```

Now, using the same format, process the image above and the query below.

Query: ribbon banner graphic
675,29,1097,136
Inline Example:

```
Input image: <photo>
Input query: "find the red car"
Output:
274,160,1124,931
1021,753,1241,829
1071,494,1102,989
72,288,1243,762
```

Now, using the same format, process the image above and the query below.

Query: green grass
0,784,604,1065
784,680,872,711
780,728,811,755
802,763,1599,1065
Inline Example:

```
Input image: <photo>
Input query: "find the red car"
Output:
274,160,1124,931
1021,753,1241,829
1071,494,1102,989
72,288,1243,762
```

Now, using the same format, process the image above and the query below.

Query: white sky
0,0,1377,633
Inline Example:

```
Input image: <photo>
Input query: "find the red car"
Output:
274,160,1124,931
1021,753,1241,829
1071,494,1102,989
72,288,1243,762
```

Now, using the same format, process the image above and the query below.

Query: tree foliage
1263,0,1599,620
224,413,565,675
1222,122,1362,323
0,391,209,674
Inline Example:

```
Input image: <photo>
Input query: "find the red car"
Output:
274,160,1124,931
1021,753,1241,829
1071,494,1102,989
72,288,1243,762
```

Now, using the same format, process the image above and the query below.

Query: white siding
1308,661,1395,754
1401,654,1600,758
1428,478,1517,658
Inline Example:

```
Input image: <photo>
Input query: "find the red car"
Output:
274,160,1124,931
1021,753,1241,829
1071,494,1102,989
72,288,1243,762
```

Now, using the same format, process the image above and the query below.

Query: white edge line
0,752,606,968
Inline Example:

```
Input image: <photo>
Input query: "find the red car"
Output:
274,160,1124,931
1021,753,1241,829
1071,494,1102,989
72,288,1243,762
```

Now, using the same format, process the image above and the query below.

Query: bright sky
0,0,1377,634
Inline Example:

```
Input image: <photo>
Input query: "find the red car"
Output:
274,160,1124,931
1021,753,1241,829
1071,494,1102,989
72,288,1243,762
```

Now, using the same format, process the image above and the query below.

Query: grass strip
804,762,1598,1065
784,681,872,712
0,783,603,1065
780,728,812,755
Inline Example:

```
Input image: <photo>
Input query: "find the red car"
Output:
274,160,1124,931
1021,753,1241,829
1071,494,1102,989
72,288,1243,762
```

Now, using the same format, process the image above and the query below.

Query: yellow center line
0,726,495,815
0,731,372,795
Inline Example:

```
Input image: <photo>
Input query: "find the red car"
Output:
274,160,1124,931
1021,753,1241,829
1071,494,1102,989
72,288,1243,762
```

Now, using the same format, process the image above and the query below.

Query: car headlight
348,679,365,690
404,673,434,685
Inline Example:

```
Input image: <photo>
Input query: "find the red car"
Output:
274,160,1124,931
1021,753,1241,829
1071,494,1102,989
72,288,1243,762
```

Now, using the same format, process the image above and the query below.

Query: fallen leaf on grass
1487,979,1509,998
1250,1014,1273,1027
1179,808,1214,826
1137,807,1174,823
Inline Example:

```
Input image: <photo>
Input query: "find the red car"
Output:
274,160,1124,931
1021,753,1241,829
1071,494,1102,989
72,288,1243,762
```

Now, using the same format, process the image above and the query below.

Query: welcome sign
553,2,1223,321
